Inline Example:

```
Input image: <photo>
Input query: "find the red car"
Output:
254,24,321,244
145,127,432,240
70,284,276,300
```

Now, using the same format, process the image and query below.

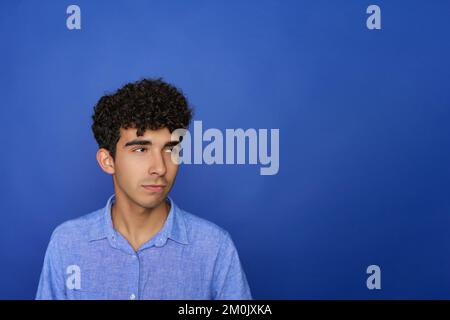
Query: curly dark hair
91,78,193,159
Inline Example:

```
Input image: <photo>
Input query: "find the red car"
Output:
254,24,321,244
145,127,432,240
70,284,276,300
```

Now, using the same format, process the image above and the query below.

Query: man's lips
142,184,166,193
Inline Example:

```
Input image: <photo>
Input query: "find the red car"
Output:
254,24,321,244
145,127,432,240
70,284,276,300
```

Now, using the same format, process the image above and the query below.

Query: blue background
1,0,450,299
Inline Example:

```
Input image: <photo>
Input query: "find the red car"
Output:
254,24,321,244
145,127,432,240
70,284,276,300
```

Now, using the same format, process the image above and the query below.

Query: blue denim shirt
36,194,252,300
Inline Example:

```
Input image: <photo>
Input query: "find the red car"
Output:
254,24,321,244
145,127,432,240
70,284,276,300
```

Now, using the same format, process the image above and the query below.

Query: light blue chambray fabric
35,194,252,300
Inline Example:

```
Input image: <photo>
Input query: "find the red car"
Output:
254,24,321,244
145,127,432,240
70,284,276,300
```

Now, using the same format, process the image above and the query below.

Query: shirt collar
88,193,189,247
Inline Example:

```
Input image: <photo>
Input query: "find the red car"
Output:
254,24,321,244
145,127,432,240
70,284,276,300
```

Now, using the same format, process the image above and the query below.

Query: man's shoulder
179,208,232,245
49,209,104,245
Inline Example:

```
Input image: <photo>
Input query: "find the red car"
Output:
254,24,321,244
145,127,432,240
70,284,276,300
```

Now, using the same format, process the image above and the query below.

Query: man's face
106,127,180,210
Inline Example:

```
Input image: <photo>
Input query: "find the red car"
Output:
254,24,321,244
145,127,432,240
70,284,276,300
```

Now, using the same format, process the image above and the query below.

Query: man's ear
96,148,115,175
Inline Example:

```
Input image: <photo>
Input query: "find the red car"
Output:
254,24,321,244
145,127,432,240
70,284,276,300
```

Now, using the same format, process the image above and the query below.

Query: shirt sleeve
35,227,66,300
211,231,252,300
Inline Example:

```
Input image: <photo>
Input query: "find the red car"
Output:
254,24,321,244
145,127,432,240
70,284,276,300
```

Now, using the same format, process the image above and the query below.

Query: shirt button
131,254,137,259
129,293,136,300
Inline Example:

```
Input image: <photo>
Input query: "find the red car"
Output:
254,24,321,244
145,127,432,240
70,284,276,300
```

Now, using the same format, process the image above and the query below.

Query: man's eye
164,146,174,153
165,145,179,153
134,148,147,153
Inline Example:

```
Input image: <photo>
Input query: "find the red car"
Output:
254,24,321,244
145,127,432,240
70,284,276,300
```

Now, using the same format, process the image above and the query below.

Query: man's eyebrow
123,139,181,148
164,140,181,147
124,139,152,148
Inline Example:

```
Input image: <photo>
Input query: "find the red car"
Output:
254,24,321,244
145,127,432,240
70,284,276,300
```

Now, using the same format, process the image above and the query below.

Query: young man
36,78,252,300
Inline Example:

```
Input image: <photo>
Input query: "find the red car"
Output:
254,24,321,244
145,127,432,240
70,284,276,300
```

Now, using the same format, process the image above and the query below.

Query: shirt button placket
130,252,140,300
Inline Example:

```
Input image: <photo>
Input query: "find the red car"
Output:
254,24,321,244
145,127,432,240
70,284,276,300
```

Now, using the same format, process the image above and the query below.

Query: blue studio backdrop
1,0,450,299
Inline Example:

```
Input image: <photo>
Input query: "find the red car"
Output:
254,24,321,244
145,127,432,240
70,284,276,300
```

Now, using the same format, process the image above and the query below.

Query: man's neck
111,196,170,252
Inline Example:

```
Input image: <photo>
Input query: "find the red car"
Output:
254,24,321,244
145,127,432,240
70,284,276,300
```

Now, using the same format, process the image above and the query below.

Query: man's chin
139,193,168,209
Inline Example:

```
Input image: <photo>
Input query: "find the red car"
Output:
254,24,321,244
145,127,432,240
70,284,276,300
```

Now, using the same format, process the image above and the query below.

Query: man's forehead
119,127,177,147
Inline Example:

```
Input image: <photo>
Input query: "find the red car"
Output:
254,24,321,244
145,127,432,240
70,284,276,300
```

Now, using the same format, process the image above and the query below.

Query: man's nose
149,150,167,176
